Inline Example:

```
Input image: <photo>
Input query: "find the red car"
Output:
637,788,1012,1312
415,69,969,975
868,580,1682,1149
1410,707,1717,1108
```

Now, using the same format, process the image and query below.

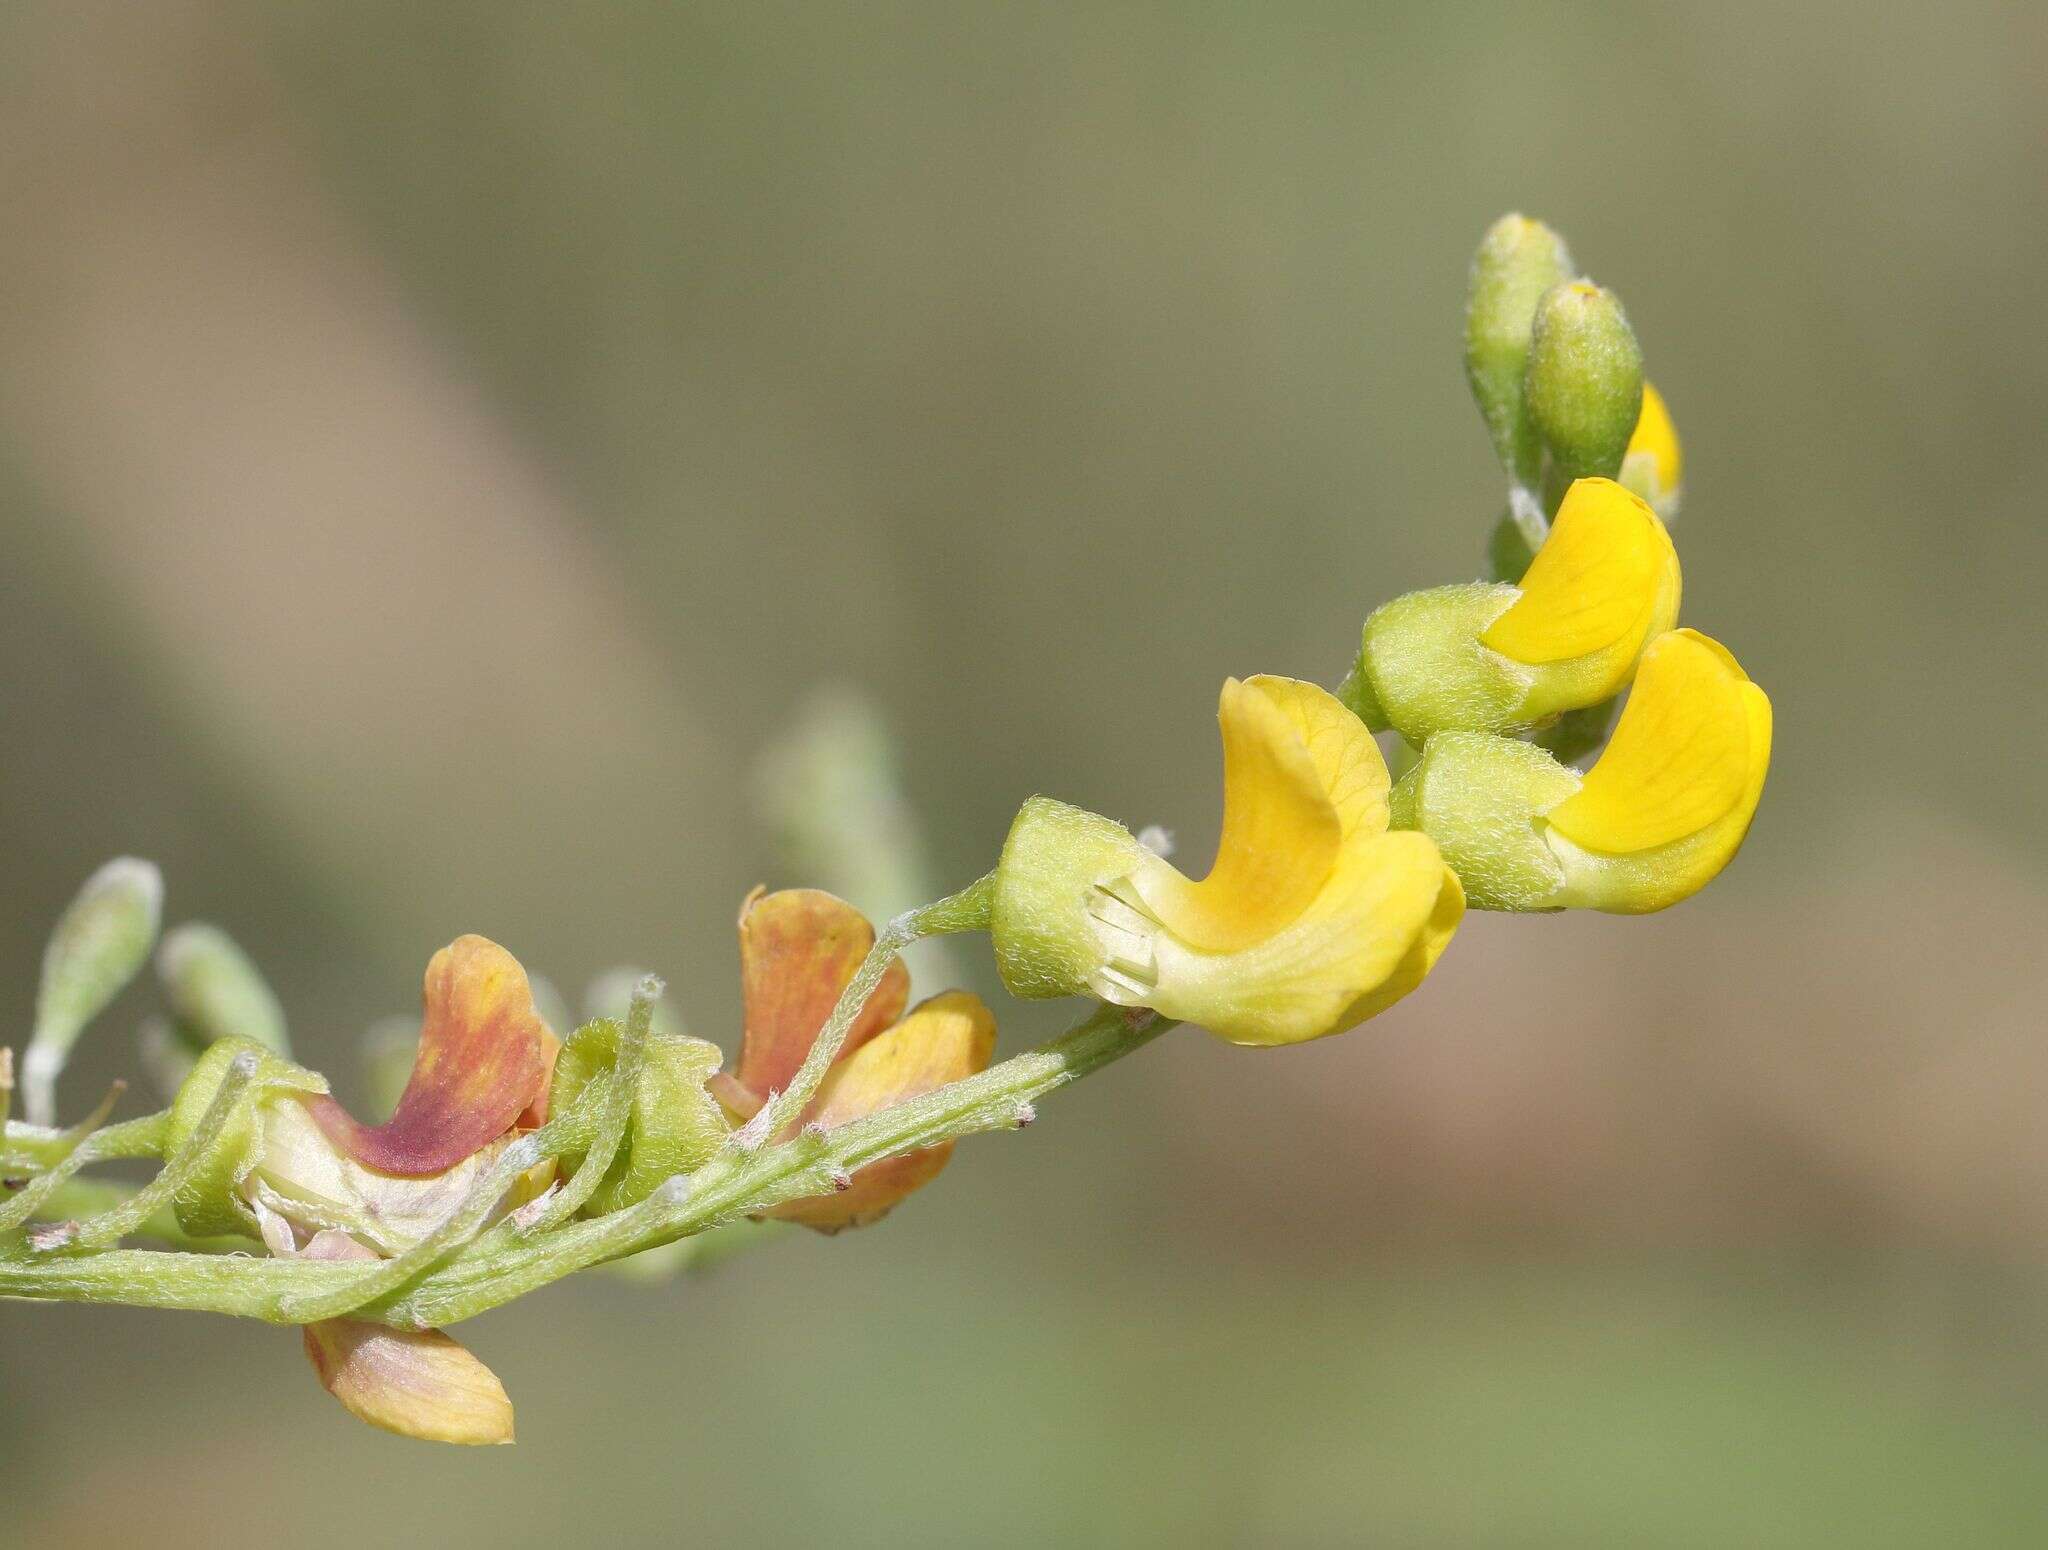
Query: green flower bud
24,858,163,1124
358,1013,422,1119
526,974,573,1042
156,922,290,1057
988,796,1150,1002
1486,509,1537,585
1389,733,1578,910
549,1020,729,1214
1525,280,1643,487
1464,214,1575,487
165,1035,327,1239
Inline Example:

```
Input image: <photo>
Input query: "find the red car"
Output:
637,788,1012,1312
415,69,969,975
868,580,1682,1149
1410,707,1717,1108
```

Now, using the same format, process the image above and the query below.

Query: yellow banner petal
1480,478,1674,666
1243,675,1392,837
1545,629,1762,855
1624,381,1682,501
1132,678,1343,953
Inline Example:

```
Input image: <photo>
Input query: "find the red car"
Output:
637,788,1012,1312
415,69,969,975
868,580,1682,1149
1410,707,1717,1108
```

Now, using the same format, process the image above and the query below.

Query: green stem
393,1002,1165,1328
0,1003,1168,1327
2,1107,165,1176
9,1177,248,1253
516,976,658,1234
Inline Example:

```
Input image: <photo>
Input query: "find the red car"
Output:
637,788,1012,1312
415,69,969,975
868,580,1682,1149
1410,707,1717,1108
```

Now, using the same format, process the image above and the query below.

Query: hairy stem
0,1003,1169,1327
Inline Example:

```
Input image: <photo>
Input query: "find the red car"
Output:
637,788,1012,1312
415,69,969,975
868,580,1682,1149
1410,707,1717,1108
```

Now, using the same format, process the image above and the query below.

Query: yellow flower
992,676,1464,1046
1391,629,1770,913
710,888,997,1233
1620,380,1682,519
1543,628,1771,912
1353,477,1680,743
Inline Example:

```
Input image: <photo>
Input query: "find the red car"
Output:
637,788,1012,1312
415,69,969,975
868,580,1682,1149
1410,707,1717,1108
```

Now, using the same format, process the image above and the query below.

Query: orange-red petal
773,990,996,1232
310,935,551,1177
730,888,909,1104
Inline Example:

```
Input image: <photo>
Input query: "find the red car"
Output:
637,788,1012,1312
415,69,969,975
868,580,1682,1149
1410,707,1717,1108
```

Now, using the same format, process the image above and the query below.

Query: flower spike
0,212,1775,1452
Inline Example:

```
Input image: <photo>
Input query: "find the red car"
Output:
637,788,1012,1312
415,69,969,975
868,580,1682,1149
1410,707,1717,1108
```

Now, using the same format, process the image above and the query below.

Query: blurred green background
4,2,2046,1544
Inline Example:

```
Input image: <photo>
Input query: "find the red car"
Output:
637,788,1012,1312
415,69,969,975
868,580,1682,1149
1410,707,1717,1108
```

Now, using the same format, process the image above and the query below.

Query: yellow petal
1543,629,1771,913
773,991,997,1232
1481,478,1676,667
1103,827,1459,1046
1332,864,1466,1025
1621,381,1682,516
303,1319,515,1445
1546,629,1754,854
994,682,1455,1042
1241,674,1391,836
1130,677,1355,953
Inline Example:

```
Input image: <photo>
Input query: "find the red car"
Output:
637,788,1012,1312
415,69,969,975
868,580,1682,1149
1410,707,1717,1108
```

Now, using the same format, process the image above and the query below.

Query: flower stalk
0,1002,1167,1325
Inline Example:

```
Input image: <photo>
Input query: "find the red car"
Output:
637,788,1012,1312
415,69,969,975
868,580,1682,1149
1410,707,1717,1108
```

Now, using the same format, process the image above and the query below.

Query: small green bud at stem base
26,858,164,1125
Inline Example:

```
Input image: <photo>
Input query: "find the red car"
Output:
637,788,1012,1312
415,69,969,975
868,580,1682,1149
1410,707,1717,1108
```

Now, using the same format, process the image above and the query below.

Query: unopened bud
1525,280,1643,487
157,923,290,1056
24,858,163,1124
1464,214,1575,487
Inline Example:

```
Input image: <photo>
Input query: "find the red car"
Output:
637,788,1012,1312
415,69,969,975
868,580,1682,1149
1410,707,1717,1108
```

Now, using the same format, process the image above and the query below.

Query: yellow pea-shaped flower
1620,381,1683,520
1349,477,1680,744
992,676,1464,1046
1390,629,1771,913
